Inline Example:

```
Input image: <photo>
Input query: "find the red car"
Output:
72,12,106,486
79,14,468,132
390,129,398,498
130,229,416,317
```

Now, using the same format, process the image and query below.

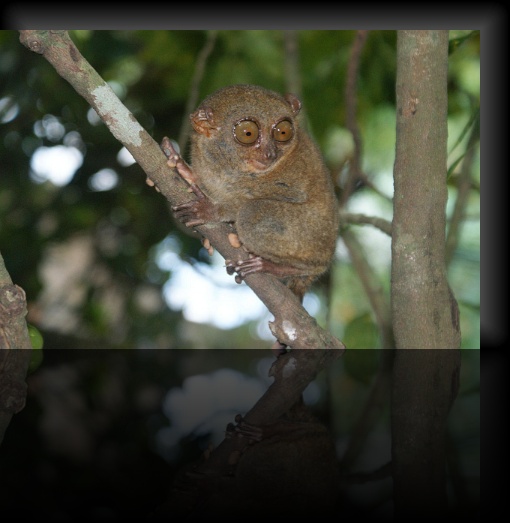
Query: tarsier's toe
201,238,214,256
228,232,242,248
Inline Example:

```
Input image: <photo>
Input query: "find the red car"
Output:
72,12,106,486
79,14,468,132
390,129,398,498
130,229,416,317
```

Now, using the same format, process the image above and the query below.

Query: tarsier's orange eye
273,120,294,142
234,120,259,144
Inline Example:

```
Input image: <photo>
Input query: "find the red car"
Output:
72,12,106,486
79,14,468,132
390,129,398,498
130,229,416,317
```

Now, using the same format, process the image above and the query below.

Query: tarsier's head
190,84,302,174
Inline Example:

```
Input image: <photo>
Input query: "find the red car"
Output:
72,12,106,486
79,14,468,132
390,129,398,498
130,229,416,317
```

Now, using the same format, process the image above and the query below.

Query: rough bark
392,30,461,349
391,30,462,519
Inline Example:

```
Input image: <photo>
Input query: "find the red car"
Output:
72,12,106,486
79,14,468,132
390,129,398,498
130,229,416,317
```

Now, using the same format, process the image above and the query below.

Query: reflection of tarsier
162,84,338,306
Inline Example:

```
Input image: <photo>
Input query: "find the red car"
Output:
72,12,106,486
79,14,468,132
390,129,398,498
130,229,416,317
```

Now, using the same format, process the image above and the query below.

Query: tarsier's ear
284,93,302,115
190,106,219,137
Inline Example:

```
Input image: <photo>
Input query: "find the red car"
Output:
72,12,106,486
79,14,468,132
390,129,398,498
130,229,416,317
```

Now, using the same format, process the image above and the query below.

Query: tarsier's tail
286,275,316,303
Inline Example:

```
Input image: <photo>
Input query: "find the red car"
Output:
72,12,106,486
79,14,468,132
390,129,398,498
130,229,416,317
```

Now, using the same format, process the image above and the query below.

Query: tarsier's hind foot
225,255,313,302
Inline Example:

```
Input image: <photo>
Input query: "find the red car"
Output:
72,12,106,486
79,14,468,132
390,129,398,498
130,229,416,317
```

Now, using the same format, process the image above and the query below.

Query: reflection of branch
342,30,369,206
177,30,218,154
339,350,393,471
445,113,479,266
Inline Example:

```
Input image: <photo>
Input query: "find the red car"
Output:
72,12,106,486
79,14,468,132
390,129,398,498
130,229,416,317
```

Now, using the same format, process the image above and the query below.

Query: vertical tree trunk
391,30,462,519
392,30,460,349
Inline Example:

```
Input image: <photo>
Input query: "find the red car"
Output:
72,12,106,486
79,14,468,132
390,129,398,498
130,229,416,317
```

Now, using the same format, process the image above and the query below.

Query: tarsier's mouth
246,157,277,173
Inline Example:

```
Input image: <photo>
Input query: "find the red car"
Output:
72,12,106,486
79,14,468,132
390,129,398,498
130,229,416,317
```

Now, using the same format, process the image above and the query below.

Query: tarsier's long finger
174,159,197,186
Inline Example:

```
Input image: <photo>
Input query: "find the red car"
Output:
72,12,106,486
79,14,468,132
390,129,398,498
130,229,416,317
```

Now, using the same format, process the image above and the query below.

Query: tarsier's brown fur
166,84,339,302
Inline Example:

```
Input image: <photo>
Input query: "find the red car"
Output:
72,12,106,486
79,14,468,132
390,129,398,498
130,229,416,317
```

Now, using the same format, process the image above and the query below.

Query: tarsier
162,84,338,319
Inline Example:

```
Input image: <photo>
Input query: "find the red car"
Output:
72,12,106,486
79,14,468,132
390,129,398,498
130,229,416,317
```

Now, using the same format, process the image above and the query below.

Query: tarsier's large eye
234,120,259,144
273,120,294,142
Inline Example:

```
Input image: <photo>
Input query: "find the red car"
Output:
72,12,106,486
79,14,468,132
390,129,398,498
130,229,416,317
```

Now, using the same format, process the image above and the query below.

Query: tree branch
341,228,394,349
177,30,218,154
283,30,303,100
339,211,392,236
445,112,479,266
341,30,369,206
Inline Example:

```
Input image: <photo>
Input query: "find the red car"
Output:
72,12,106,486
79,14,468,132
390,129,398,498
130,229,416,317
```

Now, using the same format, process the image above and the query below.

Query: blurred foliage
0,29,480,349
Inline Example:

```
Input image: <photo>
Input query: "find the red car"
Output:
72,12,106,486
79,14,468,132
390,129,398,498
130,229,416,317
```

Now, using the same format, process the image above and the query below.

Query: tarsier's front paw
172,183,224,229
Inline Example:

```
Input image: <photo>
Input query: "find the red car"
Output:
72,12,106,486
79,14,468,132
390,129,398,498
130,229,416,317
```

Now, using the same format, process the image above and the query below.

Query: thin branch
177,30,218,154
283,30,303,100
339,211,392,236
339,350,393,471
342,31,392,206
341,228,394,349
445,112,479,266
341,30,369,207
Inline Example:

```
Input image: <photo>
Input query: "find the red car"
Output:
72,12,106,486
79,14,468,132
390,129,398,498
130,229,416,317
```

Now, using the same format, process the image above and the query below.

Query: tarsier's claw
225,260,236,275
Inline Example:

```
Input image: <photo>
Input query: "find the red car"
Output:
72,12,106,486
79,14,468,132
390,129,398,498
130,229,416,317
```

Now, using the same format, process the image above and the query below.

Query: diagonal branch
445,112,480,266
339,211,392,236
177,30,218,154
341,29,369,206
341,228,394,349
